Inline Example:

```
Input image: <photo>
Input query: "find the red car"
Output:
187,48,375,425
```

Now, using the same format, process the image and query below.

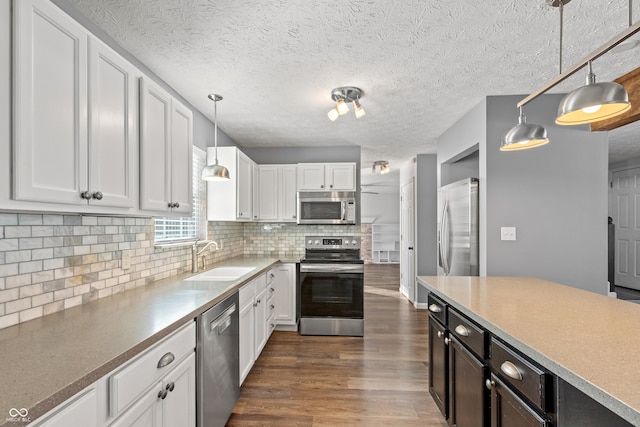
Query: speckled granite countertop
0,256,283,427
417,275,640,426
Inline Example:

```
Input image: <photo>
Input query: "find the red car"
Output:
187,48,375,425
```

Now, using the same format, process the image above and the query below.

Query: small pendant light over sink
501,107,549,151
202,94,230,181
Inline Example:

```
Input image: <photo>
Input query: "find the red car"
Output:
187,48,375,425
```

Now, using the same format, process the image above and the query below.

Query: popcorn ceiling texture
0,214,365,330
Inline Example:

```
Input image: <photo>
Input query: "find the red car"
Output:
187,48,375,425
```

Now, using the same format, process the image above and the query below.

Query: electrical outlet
501,227,516,241
122,250,131,270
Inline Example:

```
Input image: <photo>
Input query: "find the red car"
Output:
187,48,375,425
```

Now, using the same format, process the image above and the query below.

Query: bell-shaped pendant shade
556,62,631,125
501,107,549,151
202,160,230,181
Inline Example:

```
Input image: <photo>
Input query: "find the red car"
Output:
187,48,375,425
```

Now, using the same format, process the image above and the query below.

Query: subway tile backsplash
0,214,365,330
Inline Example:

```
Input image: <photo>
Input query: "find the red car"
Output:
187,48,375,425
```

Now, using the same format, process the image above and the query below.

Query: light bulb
328,108,339,121
354,100,366,119
336,99,349,115
582,104,602,114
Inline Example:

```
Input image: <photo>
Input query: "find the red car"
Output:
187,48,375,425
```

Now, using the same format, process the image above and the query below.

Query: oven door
298,264,364,318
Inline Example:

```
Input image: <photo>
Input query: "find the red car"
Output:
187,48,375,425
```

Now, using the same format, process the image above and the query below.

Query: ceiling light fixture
372,160,390,174
501,107,549,151
327,87,366,121
202,94,230,181
512,0,639,130
556,60,631,125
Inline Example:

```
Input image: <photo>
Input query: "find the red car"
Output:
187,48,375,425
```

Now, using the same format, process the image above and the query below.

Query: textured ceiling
67,0,640,181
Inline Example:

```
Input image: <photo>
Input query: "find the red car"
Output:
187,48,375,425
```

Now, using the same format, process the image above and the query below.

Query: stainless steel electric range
297,236,364,337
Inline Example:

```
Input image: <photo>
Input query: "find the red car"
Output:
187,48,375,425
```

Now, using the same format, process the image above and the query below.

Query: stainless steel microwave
297,191,356,225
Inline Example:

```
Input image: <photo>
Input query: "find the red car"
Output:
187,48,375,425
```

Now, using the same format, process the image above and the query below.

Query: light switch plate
122,250,131,270
501,227,516,241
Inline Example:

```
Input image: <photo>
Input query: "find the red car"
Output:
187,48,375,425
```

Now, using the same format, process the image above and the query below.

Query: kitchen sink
185,266,256,281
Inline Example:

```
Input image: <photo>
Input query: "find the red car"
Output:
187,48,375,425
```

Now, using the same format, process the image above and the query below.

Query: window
154,147,207,243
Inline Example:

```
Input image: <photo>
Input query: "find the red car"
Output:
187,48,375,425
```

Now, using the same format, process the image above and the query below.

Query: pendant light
501,107,549,151
202,94,230,181
556,60,631,125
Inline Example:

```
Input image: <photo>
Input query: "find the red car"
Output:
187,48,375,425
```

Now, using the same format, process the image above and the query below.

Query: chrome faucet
192,240,219,273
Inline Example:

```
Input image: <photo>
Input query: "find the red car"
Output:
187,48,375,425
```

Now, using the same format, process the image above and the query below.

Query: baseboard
414,302,428,310
274,324,298,332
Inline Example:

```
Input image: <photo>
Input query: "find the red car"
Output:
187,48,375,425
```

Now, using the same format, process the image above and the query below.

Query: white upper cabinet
297,163,356,191
140,77,192,215
207,146,254,221
88,38,137,208
13,0,136,209
255,165,297,222
14,0,87,205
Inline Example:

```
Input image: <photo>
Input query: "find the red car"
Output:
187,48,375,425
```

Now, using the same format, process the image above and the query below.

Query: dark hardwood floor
227,264,447,426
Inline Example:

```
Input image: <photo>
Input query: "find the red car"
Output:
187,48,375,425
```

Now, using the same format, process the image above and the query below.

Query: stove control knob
314,240,320,245
351,240,357,245
308,240,313,245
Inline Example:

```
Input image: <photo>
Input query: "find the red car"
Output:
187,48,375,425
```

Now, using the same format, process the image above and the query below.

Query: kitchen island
0,256,282,427
418,275,640,426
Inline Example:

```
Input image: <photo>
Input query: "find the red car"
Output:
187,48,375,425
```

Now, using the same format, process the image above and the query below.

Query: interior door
611,168,640,291
400,180,415,302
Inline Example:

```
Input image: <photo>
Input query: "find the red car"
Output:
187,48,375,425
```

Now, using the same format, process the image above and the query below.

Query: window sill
154,240,198,249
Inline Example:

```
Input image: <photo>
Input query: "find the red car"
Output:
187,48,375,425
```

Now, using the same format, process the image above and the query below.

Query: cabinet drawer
490,337,552,413
109,321,196,417
448,308,486,360
239,279,257,306
266,268,276,285
254,272,267,289
427,294,447,326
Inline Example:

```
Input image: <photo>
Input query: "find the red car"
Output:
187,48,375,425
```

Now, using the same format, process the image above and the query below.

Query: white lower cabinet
238,272,272,385
109,322,196,427
273,263,296,329
110,353,195,427
31,386,99,427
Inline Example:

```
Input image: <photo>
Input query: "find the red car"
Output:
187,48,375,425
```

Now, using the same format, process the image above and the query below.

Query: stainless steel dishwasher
197,292,240,427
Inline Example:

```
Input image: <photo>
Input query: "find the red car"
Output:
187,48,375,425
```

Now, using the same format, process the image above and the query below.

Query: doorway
400,179,415,301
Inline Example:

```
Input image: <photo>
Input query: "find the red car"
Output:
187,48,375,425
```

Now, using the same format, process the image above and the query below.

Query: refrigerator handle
443,199,450,275
438,199,445,270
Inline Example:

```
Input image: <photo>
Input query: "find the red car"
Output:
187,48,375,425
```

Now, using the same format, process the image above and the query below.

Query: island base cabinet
489,374,550,427
428,315,448,419
556,378,633,427
448,337,488,427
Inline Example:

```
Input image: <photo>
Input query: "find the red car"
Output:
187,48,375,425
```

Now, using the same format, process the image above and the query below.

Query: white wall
361,192,399,224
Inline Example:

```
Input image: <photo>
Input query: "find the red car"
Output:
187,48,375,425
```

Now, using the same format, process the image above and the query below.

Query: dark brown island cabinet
427,292,632,427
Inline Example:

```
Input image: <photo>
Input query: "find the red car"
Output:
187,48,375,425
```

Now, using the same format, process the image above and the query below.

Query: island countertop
0,256,281,427
417,275,640,426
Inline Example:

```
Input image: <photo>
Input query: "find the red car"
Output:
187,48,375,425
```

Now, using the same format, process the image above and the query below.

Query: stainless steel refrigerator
437,178,479,276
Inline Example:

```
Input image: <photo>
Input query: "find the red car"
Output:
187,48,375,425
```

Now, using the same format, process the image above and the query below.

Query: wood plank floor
227,264,448,426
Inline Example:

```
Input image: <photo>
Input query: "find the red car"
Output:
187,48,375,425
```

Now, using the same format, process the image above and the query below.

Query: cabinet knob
329,184,333,188
270,287,275,293
320,185,324,189
168,202,174,208
92,191,103,200
174,202,179,208
437,331,444,338
80,191,92,199
292,215,296,219
166,381,175,392
485,379,495,390
408,247,414,250
444,337,450,345
270,304,275,309
158,389,168,400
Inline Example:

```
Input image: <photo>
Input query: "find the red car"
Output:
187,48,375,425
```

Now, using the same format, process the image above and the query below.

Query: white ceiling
68,0,640,183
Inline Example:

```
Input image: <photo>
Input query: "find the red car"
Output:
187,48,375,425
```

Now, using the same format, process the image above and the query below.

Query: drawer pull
157,352,175,369
454,325,470,337
500,361,523,381
437,331,444,338
485,379,495,390
428,304,442,313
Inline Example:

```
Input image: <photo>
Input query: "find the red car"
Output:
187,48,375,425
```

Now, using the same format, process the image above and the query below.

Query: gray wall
415,154,438,303
437,94,609,295
51,0,236,150
242,146,361,165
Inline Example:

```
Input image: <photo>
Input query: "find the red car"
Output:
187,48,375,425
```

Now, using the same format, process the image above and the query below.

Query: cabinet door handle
270,304,275,309
157,352,175,368
270,287,275,293
454,325,470,337
92,191,103,200
320,185,324,189
485,379,495,390
437,331,444,338
80,191,92,199
428,304,442,313
500,361,524,381
329,184,333,188
444,337,450,345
